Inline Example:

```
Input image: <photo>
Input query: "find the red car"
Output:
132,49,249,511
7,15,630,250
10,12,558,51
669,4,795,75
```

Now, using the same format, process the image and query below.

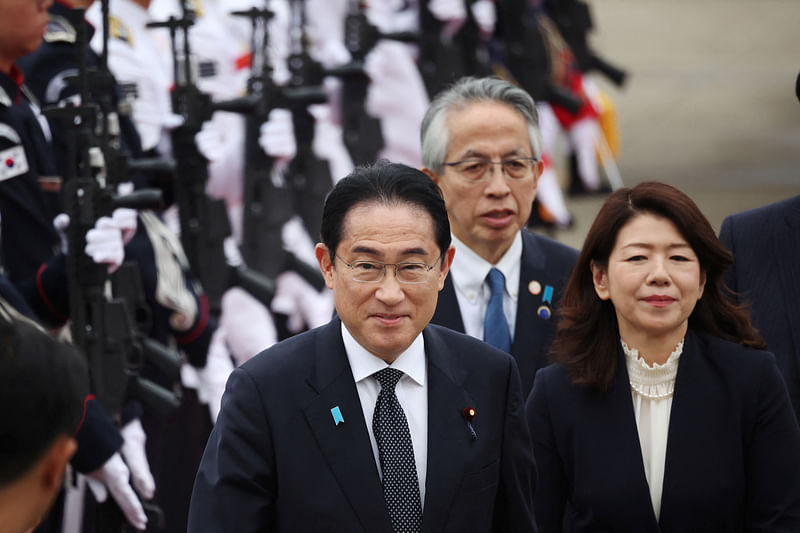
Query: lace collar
622,338,684,399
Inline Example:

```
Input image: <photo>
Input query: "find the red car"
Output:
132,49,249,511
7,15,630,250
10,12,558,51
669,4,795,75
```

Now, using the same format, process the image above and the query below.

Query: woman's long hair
552,182,765,392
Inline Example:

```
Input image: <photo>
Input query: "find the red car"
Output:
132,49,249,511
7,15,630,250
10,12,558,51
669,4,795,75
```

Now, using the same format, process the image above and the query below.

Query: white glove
87,453,148,531
195,120,226,162
470,0,496,35
112,208,138,246
194,328,235,423
364,42,429,166
114,183,139,245
308,104,354,184
428,0,466,39
220,287,277,366
53,213,70,254
428,0,467,22
272,271,334,334
119,419,155,500
84,216,125,274
258,108,296,161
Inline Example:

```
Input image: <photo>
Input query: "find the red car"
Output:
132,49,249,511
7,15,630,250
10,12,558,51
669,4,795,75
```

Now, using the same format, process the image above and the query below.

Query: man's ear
40,436,76,494
532,159,544,189
436,245,456,290
315,243,335,290
590,260,611,301
421,166,440,185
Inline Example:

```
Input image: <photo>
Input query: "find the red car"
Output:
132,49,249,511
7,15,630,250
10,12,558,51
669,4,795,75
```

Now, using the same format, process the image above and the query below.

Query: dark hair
320,161,451,259
0,311,88,485
553,182,765,392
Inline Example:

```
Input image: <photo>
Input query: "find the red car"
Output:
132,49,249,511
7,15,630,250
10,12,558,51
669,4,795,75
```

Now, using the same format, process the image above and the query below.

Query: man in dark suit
421,77,578,395
720,195,800,423
188,163,537,532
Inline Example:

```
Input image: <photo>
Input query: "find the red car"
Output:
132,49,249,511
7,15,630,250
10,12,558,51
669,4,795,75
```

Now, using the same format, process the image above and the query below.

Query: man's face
425,101,542,264
316,201,455,363
0,0,52,70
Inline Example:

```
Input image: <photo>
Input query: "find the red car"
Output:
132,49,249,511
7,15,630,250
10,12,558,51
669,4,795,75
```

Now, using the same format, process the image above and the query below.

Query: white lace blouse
622,338,684,521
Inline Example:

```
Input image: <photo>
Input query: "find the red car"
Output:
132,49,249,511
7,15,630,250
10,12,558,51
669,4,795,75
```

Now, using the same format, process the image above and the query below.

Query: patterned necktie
373,368,422,533
484,267,511,352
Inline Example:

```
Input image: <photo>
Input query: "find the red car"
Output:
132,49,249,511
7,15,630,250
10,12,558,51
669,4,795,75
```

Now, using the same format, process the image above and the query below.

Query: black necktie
484,267,511,352
373,368,422,533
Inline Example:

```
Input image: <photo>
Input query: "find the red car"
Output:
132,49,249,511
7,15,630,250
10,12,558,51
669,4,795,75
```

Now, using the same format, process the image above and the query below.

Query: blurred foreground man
0,303,88,533
189,162,537,532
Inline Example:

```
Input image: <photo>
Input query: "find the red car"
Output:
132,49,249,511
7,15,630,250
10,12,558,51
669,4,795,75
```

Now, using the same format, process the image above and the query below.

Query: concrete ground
539,0,800,250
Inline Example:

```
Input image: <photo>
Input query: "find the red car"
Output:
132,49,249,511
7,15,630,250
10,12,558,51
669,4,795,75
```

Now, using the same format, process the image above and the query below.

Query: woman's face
591,213,706,345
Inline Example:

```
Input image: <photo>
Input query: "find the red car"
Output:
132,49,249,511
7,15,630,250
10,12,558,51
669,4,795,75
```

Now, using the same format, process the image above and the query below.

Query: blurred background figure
0,305,88,533
720,195,800,423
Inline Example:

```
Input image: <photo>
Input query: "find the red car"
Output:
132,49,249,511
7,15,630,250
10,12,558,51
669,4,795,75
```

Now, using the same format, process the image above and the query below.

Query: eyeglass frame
441,156,539,182
333,254,443,284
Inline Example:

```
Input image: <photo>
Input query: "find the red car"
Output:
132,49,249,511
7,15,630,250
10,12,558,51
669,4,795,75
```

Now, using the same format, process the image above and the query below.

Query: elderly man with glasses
189,161,538,533
422,77,579,396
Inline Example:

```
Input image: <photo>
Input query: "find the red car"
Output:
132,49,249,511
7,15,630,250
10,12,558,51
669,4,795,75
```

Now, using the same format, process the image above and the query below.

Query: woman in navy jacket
527,182,800,532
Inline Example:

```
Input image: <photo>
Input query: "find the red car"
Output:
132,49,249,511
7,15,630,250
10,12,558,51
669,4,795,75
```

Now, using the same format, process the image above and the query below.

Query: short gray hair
420,77,543,173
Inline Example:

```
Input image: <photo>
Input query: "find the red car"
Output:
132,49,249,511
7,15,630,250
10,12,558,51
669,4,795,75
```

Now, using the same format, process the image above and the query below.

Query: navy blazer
431,230,578,396
720,195,800,424
189,319,537,532
527,330,800,532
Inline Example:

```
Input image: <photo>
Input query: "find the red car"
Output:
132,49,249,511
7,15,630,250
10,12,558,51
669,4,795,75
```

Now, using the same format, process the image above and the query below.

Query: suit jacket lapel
512,233,553,386
302,320,393,532
775,200,800,371
421,327,475,533
606,350,660,526
659,331,706,527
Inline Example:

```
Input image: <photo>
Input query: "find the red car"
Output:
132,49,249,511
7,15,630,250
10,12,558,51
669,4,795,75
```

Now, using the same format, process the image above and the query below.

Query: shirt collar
450,232,522,300
341,322,426,387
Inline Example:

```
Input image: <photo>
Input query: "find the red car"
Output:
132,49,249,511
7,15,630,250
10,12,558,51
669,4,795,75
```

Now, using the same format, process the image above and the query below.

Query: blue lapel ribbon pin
331,406,344,426
543,285,554,304
538,285,554,320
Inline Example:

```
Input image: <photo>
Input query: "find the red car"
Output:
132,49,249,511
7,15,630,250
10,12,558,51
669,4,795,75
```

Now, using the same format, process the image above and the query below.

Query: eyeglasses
334,255,441,284
442,157,538,182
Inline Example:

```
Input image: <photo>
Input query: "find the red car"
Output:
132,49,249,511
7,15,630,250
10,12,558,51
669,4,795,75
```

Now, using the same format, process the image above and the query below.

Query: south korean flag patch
0,145,29,182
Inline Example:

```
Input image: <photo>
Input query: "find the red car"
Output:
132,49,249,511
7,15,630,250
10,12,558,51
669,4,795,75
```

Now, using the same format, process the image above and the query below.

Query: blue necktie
484,268,511,353
373,368,422,533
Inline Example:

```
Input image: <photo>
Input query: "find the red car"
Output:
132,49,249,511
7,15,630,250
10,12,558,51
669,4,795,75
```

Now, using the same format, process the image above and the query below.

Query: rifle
417,0,488,98
337,0,419,166
44,7,191,531
146,3,277,314
45,6,183,422
232,4,326,288
282,0,335,243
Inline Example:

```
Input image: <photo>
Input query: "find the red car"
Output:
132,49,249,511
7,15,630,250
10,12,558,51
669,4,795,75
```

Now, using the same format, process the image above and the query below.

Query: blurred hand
84,216,125,274
259,108,296,161
119,419,155,500
87,453,148,531
272,271,334,334
193,328,235,423
471,0,496,35
112,208,138,246
53,213,70,254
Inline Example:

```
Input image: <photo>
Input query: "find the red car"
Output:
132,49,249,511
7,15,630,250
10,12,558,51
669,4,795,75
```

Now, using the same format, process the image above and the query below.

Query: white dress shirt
623,338,683,521
449,233,522,342
341,323,428,507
